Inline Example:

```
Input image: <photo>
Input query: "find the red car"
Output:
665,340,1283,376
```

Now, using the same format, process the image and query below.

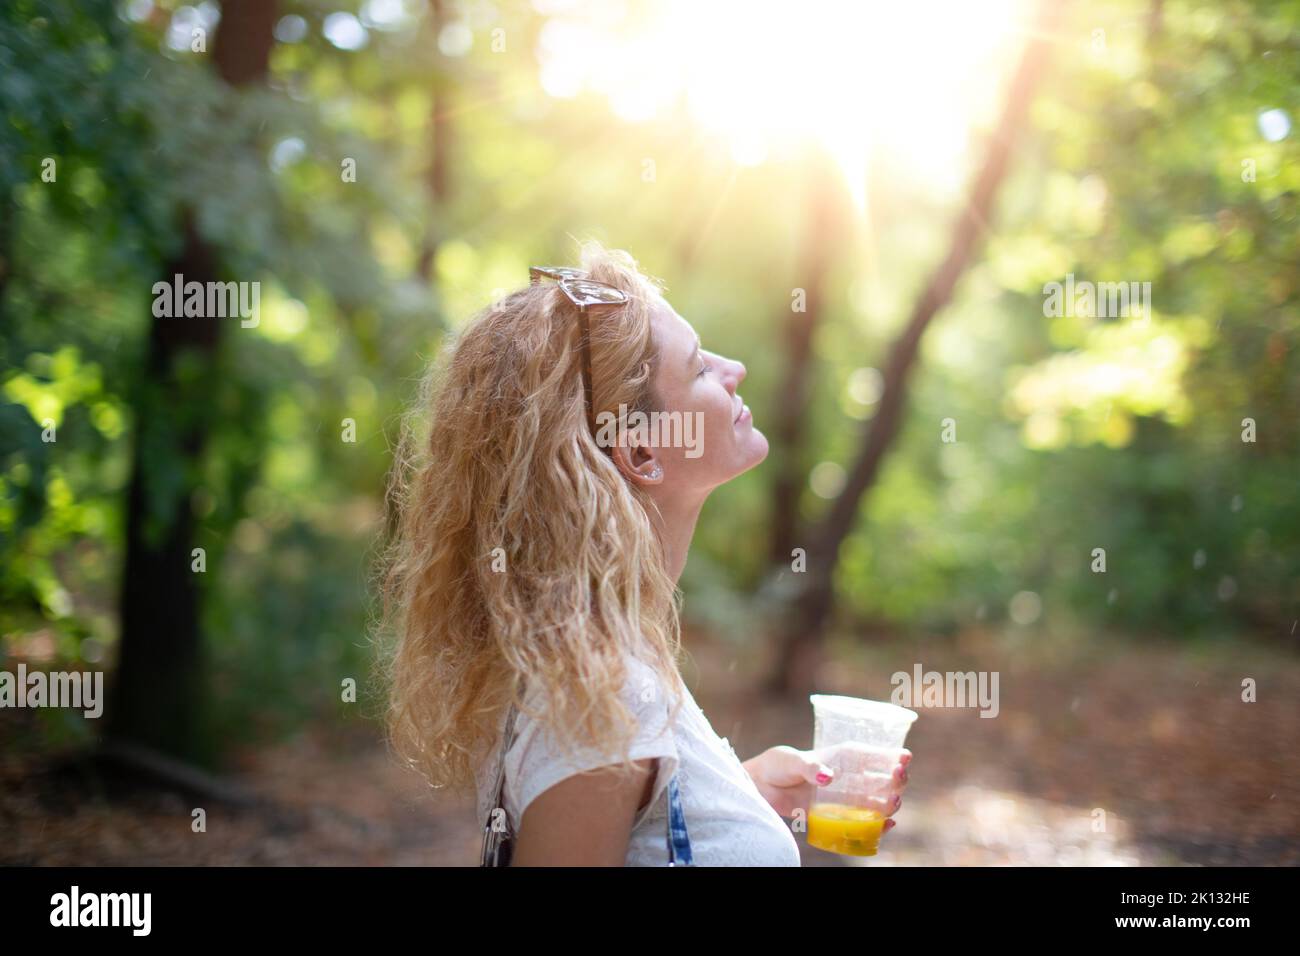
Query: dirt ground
3,627,1297,866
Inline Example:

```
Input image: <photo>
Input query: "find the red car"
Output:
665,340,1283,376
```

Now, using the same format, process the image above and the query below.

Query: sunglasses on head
528,266,630,436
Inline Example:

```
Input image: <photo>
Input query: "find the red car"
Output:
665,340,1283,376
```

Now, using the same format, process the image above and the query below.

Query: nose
727,356,747,390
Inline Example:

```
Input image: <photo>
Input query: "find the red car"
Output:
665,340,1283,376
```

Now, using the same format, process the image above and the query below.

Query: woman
377,241,910,865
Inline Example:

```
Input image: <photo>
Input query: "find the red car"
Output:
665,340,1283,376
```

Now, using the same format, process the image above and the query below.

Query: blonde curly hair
374,239,689,800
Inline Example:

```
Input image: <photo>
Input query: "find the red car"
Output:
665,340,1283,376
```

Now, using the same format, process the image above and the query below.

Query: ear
610,436,664,487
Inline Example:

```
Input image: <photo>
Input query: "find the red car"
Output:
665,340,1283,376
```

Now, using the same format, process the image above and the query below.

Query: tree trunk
416,0,453,281
766,0,1061,696
109,0,277,760
768,149,848,566
0,187,12,326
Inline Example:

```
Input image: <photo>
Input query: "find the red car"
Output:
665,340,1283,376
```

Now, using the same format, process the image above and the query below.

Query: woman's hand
742,744,912,832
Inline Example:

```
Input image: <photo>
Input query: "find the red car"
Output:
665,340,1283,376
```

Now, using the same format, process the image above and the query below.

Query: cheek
658,385,739,470
701,396,738,460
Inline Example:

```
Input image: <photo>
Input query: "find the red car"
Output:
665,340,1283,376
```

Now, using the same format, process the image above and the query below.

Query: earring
648,465,662,480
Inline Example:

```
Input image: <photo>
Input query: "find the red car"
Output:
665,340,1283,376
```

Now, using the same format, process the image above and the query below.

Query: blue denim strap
665,772,694,866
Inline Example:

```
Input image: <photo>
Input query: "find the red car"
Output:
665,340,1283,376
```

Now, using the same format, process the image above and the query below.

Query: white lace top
475,655,802,866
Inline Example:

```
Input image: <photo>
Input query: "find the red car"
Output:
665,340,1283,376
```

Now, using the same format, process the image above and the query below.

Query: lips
734,400,750,424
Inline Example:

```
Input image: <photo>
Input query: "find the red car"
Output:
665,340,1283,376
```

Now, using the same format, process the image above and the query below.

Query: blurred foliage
827,0,1300,640
0,0,1296,755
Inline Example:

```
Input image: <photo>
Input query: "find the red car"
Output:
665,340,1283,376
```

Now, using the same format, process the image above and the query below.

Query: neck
648,489,708,584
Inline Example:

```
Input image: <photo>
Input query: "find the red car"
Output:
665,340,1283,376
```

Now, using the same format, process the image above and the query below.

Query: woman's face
629,297,768,497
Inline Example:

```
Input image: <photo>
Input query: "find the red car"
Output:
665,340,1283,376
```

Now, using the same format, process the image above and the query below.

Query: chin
740,430,770,471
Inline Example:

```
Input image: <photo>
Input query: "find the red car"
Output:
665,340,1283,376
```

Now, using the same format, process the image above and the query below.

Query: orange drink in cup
807,695,917,857
807,792,891,856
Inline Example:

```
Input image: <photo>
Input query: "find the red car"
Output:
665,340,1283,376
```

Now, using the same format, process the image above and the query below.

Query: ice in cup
807,694,917,857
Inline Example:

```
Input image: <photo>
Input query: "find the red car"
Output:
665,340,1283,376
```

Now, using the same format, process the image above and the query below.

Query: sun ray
530,0,1032,218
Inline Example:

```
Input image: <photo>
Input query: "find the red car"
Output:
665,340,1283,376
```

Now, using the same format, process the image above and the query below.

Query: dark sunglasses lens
535,266,588,281
566,279,626,306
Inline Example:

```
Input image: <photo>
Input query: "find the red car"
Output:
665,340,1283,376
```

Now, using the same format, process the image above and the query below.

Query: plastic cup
806,694,918,857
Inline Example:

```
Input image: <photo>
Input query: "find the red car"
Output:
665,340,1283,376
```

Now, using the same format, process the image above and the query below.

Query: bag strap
479,697,520,866
665,771,693,865
488,701,519,828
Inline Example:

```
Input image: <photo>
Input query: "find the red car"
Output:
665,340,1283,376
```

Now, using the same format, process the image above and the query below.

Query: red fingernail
884,819,896,832
816,772,832,785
